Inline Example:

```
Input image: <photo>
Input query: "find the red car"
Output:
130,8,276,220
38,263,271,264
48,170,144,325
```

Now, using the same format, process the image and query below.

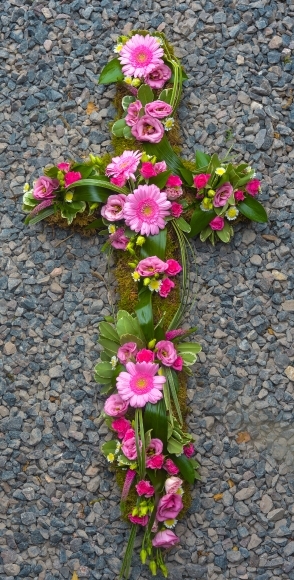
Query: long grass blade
166,368,183,425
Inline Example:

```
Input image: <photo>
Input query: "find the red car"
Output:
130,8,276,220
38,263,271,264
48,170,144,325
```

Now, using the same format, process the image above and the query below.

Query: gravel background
1,0,294,579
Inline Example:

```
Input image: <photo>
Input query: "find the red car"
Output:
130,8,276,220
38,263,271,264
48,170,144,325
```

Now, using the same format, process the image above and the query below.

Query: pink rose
209,216,225,231
234,189,245,202
152,530,180,549
146,454,164,469
172,356,183,372
64,171,82,187
246,179,260,196
122,434,140,460
183,443,195,458
166,175,182,188
112,417,131,439
164,459,180,475
166,259,182,276
213,183,233,207
156,340,177,366
110,175,126,187
117,342,138,364
33,176,59,200
164,187,183,200
136,480,155,498
154,161,167,174
156,493,183,521
131,115,164,143
147,438,163,455
145,100,173,119
129,514,148,526
101,194,127,221
57,162,71,172
136,349,155,363
144,64,172,89
193,174,211,189
109,227,129,250
171,202,183,218
140,162,157,179
104,394,129,417
165,477,183,495
136,256,168,277
125,100,142,127
159,278,175,298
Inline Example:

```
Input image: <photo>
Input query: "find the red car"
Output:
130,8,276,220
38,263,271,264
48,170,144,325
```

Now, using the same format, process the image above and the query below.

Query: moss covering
45,209,100,236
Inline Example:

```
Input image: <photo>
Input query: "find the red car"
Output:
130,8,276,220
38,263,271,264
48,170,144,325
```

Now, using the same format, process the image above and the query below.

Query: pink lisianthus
132,115,164,143
165,329,185,341
159,278,175,298
209,216,225,231
64,171,82,187
164,459,180,475
171,202,183,218
117,342,138,364
110,175,127,187
164,187,183,200
125,100,142,127
152,530,180,549
106,150,142,181
136,349,155,363
140,162,157,179
136,256,168,277
147,438,163,455
145,100,173,119
165,476,183,495
112,417,131,439
33,176,59,200
123,428,135,441
193,173,211,189
122,434,141,460
129,514,148,526
213,183,233,207
57,162,71,172
124,184,171,236
144,63,172,89
155,340,177,366
154,161,167,174
118,34,164,78
234,189,245,202
246,178,261,196
146,454,164,469
166,175,182,188
136,480,155,498
116,361,165,408
109,228,129,250
101,194,127,222
104,394,129,417
172,356,183,372
156,493,183,521
183,443,195,458
166,259,182,276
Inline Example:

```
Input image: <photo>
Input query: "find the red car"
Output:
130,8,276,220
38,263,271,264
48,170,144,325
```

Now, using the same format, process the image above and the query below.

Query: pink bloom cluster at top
118,33,172,88
115,337,184,372
134,256,182,298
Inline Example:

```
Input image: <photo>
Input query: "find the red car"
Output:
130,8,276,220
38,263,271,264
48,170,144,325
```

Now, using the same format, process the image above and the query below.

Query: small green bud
149,561,157,576
148,339,156,349
140,549,147,564
143,277,151,286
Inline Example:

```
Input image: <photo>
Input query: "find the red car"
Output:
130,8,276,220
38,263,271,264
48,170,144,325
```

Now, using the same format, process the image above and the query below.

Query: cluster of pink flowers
132,256,182,298
32,163,82,204
118,34,171,88
125,99,173,143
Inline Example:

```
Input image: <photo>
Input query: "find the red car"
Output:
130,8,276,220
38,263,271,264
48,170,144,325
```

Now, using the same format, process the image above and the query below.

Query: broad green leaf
94,362,113,378
216,221,232,243
70,178,128,194
98,337,119,356
175,216,191,233
135,288,154,342
99,322,120,343
120,334,145,349
72,186,109,203
146,468,166,493
188,208,215,237
158,88,173,104
177,343,202,354
236,170,255,187
112,118,127,137
85,218,104,230
140,228,167,261
238,195,268,223
137,84,154,106
100,384,114,395
72,164,94,179
167,437,184,455
116,311,145,341
144,134,193,185
149,170,171,189
23,191,37,207
25,206,55,225
60,201,86,224
101,441,117,455
123,125,133,140
44,166,58,178
94,373,113,385
195,150,211,168
171,454,195,484
200,226,213,242
122,95,135,110
98,57,124,84
180,352,198,366
144,398,168,450
100,351,111,362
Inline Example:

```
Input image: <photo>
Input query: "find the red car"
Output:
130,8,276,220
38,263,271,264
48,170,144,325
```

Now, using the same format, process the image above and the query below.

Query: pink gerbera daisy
124,184,171,236
116,361,165,408
105,150,142,181
118,34,164,78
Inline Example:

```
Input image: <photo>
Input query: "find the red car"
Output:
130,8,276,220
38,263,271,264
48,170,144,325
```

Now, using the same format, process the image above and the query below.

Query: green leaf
70,178,128,194
25,206,55,225
188,208,215,237
146,468,166,494
195,150,211,168
44,166,58,178
135,288,154,342
167,437,184,455
137,84,154,106
98,338,119,357
177,342,202,354
140,228,167,261
171,455,195,484
144,399,168,450
199,227,212,242
94,362,113,379
112,118,127,137
101,441,117,455
236,170,255,187
148,170,171,189
73,186,109,203
122,95,135,110
120,334,145,349
216,221,232,243
144,134,193,186
238,195,268,223
123,125,133,140
175,216,191,233
60,201,86,224
22,191,37,207
116,311,145,342
72,164,94,179
158,88,173,104
98,57,124,84
100,383,115,395
180,352,198,366
99,322,120,343
100,351,111,362
181,67,189,80
85,218,104,230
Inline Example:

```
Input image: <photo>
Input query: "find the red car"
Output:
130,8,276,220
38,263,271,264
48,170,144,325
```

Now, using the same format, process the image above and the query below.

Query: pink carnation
165,259,182,276
193,174,211,189
140,162,157,179
117,342,138,364
213,183,233,207
136,480,155,498
124,184,171,237
146,454,164,469
165,477,183,495
209,216,225,231
246,179,261,196
154,161,167,174
234,189,245,202
112,417,131,439
132,115,164,144
164,187,183,200
144,63,172,89
109,227,129,250
136,256,168,277
152,530,179,549
156,493,183,521
123,428,135,441
64,171,82,187
110,175,127,187
125,100,142,127
101,194,127,222
136,349,155,363
104,394,129,417
159,278,175,298
172,356,183,372
33,176,59,200
156,340,177,366
57,162,71,172
166,175,182,188
183,443,195,458
128,514,148,526
145,100,173,119
171,202,183,218
164,459,180,475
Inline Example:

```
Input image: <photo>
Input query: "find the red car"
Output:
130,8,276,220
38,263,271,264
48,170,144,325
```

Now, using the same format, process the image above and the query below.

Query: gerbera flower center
133,46,152,66
130,373,153,394
137,199,159,222
136,378,148,388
